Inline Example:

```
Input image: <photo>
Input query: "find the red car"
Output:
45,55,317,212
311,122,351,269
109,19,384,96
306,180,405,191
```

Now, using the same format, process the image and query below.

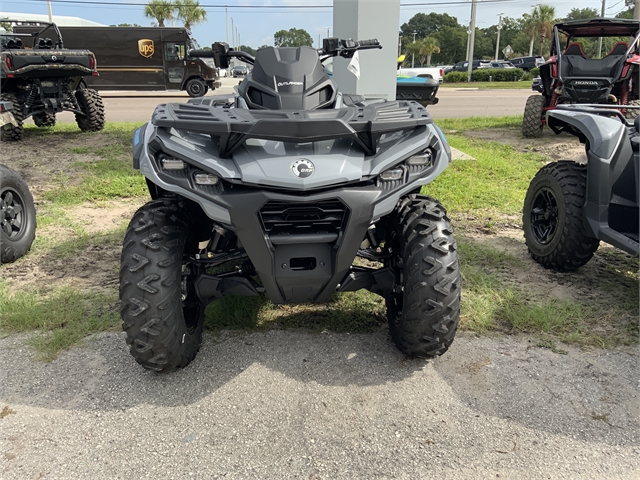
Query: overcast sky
0,0,627,49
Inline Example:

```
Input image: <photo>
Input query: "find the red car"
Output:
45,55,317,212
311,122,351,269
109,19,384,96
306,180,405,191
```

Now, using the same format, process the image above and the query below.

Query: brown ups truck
25,26,220,97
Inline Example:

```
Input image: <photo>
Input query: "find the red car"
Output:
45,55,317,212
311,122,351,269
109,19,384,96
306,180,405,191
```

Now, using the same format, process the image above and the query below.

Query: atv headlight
160,155,186,170
379,168,404,181
407,149,432,166
193,172,219,185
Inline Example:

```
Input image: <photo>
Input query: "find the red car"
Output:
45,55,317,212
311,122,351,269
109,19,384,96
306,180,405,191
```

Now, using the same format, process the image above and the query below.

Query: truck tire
33,112,56,128
185,78,207,97
523,161,599,271
75,88,105,132
1,164,36,264
385,194,460,358
119,198,205,372
0,93,24,142
522,94,546,138
625,99,640,120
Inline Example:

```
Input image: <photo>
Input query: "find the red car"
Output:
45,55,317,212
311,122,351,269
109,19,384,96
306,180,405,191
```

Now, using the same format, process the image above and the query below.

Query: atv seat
560,42,627,79
606,42,628,56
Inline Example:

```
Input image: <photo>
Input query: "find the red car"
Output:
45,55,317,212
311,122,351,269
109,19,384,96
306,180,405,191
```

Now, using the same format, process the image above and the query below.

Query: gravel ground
1,329,638,479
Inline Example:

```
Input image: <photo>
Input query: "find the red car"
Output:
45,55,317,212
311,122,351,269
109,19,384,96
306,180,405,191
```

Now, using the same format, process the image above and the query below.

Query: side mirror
212,42,230,69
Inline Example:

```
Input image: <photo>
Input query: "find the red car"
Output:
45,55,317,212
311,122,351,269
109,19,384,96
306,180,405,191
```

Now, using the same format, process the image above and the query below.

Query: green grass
0,282,119,360
424,135,546,214
440,80,532,89
436,115,522,131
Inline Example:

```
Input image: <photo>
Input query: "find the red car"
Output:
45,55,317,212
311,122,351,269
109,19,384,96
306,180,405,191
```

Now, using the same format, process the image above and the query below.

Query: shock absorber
24,85,37,110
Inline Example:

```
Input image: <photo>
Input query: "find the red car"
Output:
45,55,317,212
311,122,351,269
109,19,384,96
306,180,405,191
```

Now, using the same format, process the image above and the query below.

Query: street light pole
411,31,417,68
494,13,504,61
225,5,228,45
231,17,234,49
466,0,477,82
326,27,330,38
597,0,606,57
47,0,53,22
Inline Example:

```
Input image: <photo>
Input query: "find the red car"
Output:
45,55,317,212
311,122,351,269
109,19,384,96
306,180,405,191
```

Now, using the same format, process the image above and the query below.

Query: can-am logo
291,159,315,178
277,81,303,87
574,81,598,85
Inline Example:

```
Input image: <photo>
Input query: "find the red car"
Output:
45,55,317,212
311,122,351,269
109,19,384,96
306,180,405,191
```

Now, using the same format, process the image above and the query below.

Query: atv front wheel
33,112,56,128
75,88,105,132
119,199,205,372
523,161,599,271
186,78,207,97
1,164,36,263
386,195,460,358
522,95,546,138
0,93,24,142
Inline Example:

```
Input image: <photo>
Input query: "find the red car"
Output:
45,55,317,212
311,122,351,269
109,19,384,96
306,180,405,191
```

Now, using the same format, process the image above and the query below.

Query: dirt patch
465,127,587,163
67,199,143,234
1,131,121,198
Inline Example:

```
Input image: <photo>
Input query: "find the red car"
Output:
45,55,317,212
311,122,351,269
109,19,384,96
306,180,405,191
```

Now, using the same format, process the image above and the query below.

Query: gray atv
120,39,460,372
1,19,105,141
523,105,639,270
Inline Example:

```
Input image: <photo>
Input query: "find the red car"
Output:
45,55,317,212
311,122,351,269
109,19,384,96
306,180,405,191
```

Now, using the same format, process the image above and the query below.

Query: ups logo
138,39,154,58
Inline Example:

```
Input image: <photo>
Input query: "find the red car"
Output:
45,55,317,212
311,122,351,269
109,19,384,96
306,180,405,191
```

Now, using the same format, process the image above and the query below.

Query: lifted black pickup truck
1,19,105,141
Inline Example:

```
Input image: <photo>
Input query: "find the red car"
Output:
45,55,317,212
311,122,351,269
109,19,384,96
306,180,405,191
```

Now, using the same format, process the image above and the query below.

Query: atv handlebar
189,38,381,69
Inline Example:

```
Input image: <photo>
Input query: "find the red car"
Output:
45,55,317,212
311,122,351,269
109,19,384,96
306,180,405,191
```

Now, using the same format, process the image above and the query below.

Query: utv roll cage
0,19,65,49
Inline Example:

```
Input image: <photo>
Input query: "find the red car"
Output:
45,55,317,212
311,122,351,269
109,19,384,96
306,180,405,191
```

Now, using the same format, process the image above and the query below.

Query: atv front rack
151,100,432,158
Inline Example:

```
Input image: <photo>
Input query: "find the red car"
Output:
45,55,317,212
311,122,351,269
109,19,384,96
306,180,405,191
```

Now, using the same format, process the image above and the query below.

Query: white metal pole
494,14,503,61
47,0,53,22
635,0,640,20
597,0,606,57
411,31,416,68
467,0,477,82
231,17,234,49
225,5,228,45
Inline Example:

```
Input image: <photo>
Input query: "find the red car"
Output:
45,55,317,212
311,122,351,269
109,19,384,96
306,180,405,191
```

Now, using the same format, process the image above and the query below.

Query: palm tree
418,36,440,67
176,0,207,32
144,0,175,28
534,5,556,56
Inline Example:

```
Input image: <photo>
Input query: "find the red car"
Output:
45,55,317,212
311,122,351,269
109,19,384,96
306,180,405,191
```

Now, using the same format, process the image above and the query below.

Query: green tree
432,25,467,63
406,36,441,66
144,0,175,28
273,28,313,47
176,0,207,32
400,12,460,39
564,8,599,21
237,44,256,56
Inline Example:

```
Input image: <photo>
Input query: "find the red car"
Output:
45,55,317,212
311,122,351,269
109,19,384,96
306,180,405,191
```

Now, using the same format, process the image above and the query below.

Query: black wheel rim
1,187,27,240
189,83,203,95
530,187,558,245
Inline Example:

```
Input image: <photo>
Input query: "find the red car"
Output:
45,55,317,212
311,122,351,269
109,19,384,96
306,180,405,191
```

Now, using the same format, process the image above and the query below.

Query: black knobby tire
522,94,546,138
1,164,36,264
75,88,105,132
185,78,207,98
523,161,599,271
33,112,56,128
385,194,461,358
0,93,24,142
119,199,205,372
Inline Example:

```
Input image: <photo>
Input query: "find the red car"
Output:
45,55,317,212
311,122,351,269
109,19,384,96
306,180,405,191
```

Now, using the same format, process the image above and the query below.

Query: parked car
489,60,516,68
451,60,492,72
509,55,545,71
232,65,248,77
531,76,543,92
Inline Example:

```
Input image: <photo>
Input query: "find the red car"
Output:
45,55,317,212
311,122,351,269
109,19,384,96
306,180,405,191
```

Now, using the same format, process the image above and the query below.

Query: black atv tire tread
0,93,24,141
523,161,600,271
0,164,36,263
387,194,460,358
33,112,56,128
75,88,105,132
522,94,546,138
119,199,205,372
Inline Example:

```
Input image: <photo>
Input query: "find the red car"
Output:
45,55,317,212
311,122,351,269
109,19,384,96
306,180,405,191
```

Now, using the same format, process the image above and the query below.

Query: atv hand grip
357,39,380,47
189,49,215,58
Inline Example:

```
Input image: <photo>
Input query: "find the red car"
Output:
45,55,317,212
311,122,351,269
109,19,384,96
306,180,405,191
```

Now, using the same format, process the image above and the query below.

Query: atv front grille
258,200,348,236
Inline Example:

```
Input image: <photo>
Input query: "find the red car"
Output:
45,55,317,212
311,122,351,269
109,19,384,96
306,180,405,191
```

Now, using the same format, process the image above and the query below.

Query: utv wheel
386,194,460,358
75,88,105,132
0,165,36,264
522,94,546,138
0,93,24,142
33,112,56,128
523,161,599,271
119,199,205,372
625,99,640,120
186,78,207,97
